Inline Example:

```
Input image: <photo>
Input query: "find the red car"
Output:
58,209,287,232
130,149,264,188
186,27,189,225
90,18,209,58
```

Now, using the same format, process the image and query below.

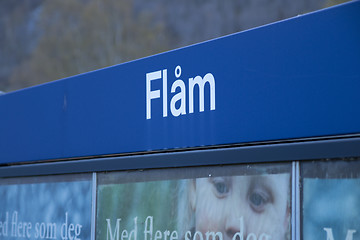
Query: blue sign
0,1,359,164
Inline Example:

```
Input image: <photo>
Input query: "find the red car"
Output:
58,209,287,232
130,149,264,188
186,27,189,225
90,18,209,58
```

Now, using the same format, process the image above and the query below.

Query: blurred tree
325,0,352,7
0,0,43,90
8,0,170,90
1,0,353,91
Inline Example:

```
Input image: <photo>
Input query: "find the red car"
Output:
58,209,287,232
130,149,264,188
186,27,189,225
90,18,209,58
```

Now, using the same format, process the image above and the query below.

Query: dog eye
211,177,230,198
248,190,270,213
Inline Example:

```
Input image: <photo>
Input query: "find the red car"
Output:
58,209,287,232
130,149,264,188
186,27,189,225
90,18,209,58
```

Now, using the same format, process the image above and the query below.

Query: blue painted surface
1,1,359,164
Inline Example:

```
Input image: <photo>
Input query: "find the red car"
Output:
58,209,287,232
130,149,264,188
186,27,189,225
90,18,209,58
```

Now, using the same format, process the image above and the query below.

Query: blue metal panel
0,1,359,164
1,137,360,177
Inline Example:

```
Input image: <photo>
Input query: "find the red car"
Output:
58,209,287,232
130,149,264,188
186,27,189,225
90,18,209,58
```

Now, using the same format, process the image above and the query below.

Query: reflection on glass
302,158,360,240
0,174,92,240
97,163,291,240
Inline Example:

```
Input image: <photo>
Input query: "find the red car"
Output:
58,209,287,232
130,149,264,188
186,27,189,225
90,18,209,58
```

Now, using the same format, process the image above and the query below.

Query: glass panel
0,174,92,240
301,158,360,240
97,163,291,240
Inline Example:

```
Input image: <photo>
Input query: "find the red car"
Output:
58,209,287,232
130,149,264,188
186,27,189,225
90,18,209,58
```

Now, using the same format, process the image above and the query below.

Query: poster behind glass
97,163,292,240
301,158,360,240
0,174,92,240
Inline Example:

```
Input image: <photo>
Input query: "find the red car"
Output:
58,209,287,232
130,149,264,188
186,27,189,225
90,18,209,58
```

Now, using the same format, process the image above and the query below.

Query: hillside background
0,0,350,92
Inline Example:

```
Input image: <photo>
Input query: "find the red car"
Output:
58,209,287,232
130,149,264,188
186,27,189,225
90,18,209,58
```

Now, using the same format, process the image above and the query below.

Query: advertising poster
96,164,291,240
302,159,360,240
0,174,92,240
